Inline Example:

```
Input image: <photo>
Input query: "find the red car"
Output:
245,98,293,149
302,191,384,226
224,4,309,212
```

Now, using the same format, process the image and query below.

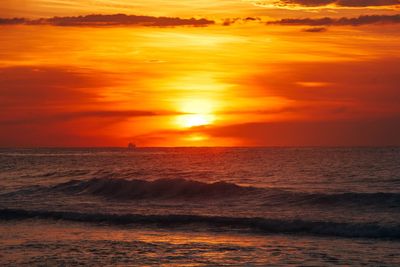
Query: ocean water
0,147,399,266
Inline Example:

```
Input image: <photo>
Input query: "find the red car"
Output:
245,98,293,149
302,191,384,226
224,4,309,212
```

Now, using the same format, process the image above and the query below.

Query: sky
0,0,399,147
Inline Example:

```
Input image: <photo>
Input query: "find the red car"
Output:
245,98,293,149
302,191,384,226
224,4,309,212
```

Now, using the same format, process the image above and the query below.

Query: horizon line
1,145,399,149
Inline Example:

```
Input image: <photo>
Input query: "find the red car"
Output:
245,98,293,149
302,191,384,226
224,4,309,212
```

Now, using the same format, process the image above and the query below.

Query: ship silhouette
127,142,136,150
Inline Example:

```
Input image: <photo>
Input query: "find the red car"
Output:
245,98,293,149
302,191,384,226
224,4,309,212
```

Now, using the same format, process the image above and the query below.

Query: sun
175,98,217,128
177,113,215,128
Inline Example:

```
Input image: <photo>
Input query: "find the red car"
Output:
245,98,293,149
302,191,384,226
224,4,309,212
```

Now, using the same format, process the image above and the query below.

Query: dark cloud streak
264,0,399,7
0,14,214,27
269,14,400,26
0,18,26,24
303,27,328,32
0,110,182,126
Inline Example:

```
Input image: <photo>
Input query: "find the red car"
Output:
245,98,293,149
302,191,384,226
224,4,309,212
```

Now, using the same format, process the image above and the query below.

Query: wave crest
49,177,400,208
52,178,254,199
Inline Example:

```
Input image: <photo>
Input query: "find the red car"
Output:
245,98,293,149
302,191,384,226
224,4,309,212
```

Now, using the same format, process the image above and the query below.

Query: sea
0,147,399,266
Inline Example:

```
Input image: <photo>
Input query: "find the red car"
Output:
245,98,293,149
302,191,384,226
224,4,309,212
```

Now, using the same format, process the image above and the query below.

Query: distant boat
127,142,136,150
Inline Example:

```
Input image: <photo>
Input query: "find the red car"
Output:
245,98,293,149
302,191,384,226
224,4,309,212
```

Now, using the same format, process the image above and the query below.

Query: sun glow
177,113,215,128
176,99,217,128
184,133,208,142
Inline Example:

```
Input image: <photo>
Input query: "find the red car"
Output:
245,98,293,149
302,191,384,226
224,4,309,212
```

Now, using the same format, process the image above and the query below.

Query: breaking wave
0,208,399,239
47,178,400,208
51,178,256,199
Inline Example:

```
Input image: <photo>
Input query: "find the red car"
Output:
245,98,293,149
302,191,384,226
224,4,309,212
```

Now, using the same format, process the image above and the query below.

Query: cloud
222,18,240,26
0,66,106,108
259,59,400,101
0,65,184,125
0,18,26,25
0,66,121,126
0,110,182,126
0,65,183,147
0,14,214,27
129,115,400,146
252,0,399,8
227,57,400,125
0,66,125,115
286,0,399,7
269,14,400,26
61,110,181,119
335,0,399,7
302,27,328,32
221,16,262,26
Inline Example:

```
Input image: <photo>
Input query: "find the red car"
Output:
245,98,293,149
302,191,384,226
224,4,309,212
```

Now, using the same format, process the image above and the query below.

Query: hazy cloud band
0,14,214,27
268,14,400,26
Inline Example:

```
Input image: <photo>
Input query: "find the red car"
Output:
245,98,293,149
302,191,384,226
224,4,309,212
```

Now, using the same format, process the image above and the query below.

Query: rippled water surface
0,147,399,266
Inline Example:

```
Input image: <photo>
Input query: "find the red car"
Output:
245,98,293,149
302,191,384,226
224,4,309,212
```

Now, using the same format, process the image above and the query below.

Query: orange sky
0,1,400,146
